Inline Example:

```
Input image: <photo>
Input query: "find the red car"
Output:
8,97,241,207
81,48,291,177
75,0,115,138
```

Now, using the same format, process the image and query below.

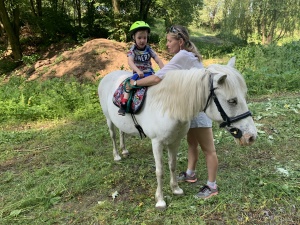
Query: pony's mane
148,68,209,121
207,64,248,98
147,64,247,122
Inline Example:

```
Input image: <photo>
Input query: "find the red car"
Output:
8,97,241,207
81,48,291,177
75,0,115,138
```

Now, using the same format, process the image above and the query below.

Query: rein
203,74,252,139
123,78,143,92
123,78,147,139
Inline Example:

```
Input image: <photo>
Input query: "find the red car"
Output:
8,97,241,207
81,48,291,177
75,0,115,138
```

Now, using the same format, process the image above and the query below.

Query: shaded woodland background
1,0,300,65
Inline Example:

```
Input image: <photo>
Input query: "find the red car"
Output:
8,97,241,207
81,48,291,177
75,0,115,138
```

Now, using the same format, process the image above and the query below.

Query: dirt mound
23,38,168,82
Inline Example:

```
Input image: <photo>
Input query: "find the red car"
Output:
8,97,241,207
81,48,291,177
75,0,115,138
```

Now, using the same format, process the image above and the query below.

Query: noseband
203,74,252,138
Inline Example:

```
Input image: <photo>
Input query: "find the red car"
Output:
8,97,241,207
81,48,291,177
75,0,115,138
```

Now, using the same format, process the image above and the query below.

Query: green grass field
1,87,299,224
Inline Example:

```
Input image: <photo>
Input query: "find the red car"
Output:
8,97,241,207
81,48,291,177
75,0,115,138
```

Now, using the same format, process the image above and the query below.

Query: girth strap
131,111,147,139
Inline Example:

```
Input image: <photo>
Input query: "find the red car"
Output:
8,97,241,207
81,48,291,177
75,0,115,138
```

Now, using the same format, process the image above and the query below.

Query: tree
197,0,224,31
155,0,203,28
222,0,300,44
0,0,22,60
74,0,82,28
112,0,120,14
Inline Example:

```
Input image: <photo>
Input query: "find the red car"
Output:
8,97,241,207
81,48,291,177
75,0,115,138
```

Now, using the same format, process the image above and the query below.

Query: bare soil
19,38,170,82
10,38,227,83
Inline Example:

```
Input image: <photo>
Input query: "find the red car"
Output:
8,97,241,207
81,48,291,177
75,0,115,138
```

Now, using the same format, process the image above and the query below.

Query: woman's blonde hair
168,25,202,61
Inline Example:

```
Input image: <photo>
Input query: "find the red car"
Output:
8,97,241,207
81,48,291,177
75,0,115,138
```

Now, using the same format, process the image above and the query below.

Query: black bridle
203,75,252,139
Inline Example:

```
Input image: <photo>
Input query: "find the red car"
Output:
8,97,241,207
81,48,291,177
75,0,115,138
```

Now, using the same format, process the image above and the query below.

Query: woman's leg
193,127,219,199
186,128,200,172
195,127,218,183
177,128,199,182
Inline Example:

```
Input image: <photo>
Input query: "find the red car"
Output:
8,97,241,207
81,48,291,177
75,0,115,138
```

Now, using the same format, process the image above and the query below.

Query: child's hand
137,70,144,78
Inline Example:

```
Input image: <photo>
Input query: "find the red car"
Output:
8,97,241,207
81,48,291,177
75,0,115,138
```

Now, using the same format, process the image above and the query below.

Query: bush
190,35,246,59
233,41,300,95
0,76,99,122
0,59,20,75
149,32,160,44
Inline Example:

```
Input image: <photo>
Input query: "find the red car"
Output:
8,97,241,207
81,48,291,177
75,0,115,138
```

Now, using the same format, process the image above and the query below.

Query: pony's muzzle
228,127,256,146
229,127,243,138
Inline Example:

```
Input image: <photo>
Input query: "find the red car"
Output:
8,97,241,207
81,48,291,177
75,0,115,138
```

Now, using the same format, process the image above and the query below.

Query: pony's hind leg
119,129,129,157
106,118,121,161
167,142,183,195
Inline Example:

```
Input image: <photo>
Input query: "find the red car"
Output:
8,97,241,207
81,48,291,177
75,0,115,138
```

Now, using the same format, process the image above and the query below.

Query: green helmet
129,21,151,36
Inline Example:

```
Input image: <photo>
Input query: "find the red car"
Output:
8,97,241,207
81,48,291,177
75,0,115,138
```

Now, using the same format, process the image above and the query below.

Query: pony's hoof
173,187,184,195
155,200,167,210
122,150,129,157
114,155,122,161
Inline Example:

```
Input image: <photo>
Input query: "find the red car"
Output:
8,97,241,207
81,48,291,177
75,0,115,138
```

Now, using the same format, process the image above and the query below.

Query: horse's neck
148,69,210,122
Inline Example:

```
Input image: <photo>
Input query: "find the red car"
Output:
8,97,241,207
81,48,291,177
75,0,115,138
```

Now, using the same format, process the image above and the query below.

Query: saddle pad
112,79,147,114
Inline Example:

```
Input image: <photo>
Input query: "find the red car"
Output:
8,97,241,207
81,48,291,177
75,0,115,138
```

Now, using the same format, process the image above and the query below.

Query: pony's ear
216,74,227,85
227,57,236,67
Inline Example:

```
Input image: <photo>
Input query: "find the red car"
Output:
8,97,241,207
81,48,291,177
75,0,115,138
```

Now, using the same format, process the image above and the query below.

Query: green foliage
22,54,40,65
0,59,20,75
0,76,99,123
158,0,203,28
222,0,300,44
0,91,299,224
195,0,224,31
38,8,76,43
195,40,235,59
233,41,300,95
148,32,161,44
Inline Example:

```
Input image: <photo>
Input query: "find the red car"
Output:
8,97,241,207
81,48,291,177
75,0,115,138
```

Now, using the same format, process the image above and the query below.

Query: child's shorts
131,72,153,80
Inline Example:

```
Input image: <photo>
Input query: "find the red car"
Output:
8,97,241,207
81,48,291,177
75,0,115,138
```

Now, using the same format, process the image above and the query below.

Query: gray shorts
190,112,212,128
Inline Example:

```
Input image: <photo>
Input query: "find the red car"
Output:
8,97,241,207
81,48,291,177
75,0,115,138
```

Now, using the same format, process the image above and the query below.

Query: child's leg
118,75,137,115
122,92,129,103
121,74,137,103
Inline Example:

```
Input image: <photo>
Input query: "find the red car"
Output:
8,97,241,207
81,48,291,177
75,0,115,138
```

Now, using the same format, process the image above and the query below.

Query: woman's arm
130,74,162,86
129,51,189,87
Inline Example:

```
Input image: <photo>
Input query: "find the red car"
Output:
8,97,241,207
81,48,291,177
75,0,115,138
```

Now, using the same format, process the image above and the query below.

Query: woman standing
130,25,219,199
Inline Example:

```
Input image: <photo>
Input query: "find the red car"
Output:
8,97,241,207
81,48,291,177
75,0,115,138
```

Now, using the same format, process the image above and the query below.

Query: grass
1,34,299,223
1,90,299,224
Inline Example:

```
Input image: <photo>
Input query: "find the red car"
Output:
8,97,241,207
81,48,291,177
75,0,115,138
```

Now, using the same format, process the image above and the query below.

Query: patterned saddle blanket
112,78,148,114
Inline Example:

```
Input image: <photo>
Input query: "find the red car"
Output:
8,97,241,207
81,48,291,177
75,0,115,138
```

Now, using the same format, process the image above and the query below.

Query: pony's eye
228,98,237,105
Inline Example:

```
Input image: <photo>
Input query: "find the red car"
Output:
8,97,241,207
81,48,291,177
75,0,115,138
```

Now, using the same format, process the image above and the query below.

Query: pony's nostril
248,135,255,144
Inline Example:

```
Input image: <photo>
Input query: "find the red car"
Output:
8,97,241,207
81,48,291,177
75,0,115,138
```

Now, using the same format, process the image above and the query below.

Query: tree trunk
0,0,22,60
36,0,42,17
86,0,95,34
112,0,120,14
139,0,152,21
29,0,37,16
0,17,8,48
75,0,81,28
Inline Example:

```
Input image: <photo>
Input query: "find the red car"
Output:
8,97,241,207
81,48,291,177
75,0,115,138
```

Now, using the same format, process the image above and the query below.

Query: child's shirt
127,44,158,74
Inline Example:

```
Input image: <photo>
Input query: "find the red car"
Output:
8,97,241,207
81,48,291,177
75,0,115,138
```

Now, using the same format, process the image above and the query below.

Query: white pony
98,58,257,209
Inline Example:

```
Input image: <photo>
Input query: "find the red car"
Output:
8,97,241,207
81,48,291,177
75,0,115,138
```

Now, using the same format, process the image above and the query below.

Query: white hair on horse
149,68,209,121
207,63,248,97
149,64,248,122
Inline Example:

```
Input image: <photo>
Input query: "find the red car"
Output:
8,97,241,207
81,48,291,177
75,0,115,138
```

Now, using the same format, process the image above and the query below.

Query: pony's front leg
151,139,166,210
119,129,129,157
106,119,121,161
167,142,184,195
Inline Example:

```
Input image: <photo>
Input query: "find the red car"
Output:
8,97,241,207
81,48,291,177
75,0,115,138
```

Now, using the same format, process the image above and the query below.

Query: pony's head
204,57,257,146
